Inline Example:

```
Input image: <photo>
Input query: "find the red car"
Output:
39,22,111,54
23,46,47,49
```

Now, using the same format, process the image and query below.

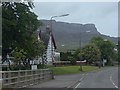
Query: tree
25,35,45,59
79,44,101,64
60,52,72,61
2,2,44,64
118,40,120,64
10,47,27,69
68,55,76,65
90,37,116,65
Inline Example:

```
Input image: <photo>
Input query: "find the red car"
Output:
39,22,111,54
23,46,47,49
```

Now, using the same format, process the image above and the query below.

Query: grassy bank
49,65,99,75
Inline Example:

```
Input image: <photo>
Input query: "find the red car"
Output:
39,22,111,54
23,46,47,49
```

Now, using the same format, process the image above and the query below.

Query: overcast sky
32,2,118,37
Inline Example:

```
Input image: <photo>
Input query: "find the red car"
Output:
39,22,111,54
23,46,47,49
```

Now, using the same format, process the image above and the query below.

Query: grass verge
49,65,99,75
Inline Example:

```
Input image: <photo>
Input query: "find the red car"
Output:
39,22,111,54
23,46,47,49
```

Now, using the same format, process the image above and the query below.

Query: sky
32,2,118,37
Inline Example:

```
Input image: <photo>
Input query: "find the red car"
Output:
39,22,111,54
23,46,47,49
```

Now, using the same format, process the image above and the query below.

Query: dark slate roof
36,30,56,49
40,31,50,48
51,33,57,49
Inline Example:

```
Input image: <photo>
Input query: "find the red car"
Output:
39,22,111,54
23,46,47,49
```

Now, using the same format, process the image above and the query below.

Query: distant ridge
39,20,118,52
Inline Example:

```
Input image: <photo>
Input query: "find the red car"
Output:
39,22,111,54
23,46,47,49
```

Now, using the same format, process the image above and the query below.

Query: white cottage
37,25,57,65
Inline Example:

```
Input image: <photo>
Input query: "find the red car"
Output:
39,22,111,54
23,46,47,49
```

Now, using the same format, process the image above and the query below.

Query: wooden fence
1,69,53,88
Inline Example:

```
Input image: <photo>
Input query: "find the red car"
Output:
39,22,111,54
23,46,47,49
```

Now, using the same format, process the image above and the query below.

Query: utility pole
50,14,69,65
79,30,90,71
79,31,83,71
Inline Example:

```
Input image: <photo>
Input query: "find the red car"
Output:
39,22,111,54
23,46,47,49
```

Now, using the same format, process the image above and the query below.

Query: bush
70,59,76,65
37,64,47,69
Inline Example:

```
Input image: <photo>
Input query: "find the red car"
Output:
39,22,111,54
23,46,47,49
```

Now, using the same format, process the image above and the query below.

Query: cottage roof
37,30,57,49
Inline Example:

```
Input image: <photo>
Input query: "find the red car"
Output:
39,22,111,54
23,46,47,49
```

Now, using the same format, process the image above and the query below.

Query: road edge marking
74,82,81,89
73,73,88,90
110,75,118,88
73,77,84,90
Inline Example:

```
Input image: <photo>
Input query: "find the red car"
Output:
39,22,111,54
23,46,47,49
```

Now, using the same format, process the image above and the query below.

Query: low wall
1,69,53,89
53,61,71,66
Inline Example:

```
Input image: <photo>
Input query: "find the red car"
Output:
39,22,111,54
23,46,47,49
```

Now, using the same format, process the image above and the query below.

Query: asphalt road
28,66,119,89
29,72,85,88
74,67,119,89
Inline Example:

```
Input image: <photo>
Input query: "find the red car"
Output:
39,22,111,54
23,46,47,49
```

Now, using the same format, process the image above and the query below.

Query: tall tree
79,43,101,64
90,37,116,64
2,2,44,64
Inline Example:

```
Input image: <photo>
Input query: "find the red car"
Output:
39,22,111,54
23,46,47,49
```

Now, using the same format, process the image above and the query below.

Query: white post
103,60,104,67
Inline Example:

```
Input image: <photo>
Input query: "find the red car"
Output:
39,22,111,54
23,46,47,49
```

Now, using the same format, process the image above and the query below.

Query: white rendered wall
46,35,55,64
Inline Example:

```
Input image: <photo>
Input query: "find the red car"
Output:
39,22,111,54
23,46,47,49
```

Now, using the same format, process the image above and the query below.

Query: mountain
39,20,118,52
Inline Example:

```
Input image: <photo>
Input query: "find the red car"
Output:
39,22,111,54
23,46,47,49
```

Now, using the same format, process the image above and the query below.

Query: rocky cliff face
39,20,118,52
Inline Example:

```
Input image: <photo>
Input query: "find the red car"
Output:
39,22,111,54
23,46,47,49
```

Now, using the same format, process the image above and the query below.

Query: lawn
49,65,99,75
